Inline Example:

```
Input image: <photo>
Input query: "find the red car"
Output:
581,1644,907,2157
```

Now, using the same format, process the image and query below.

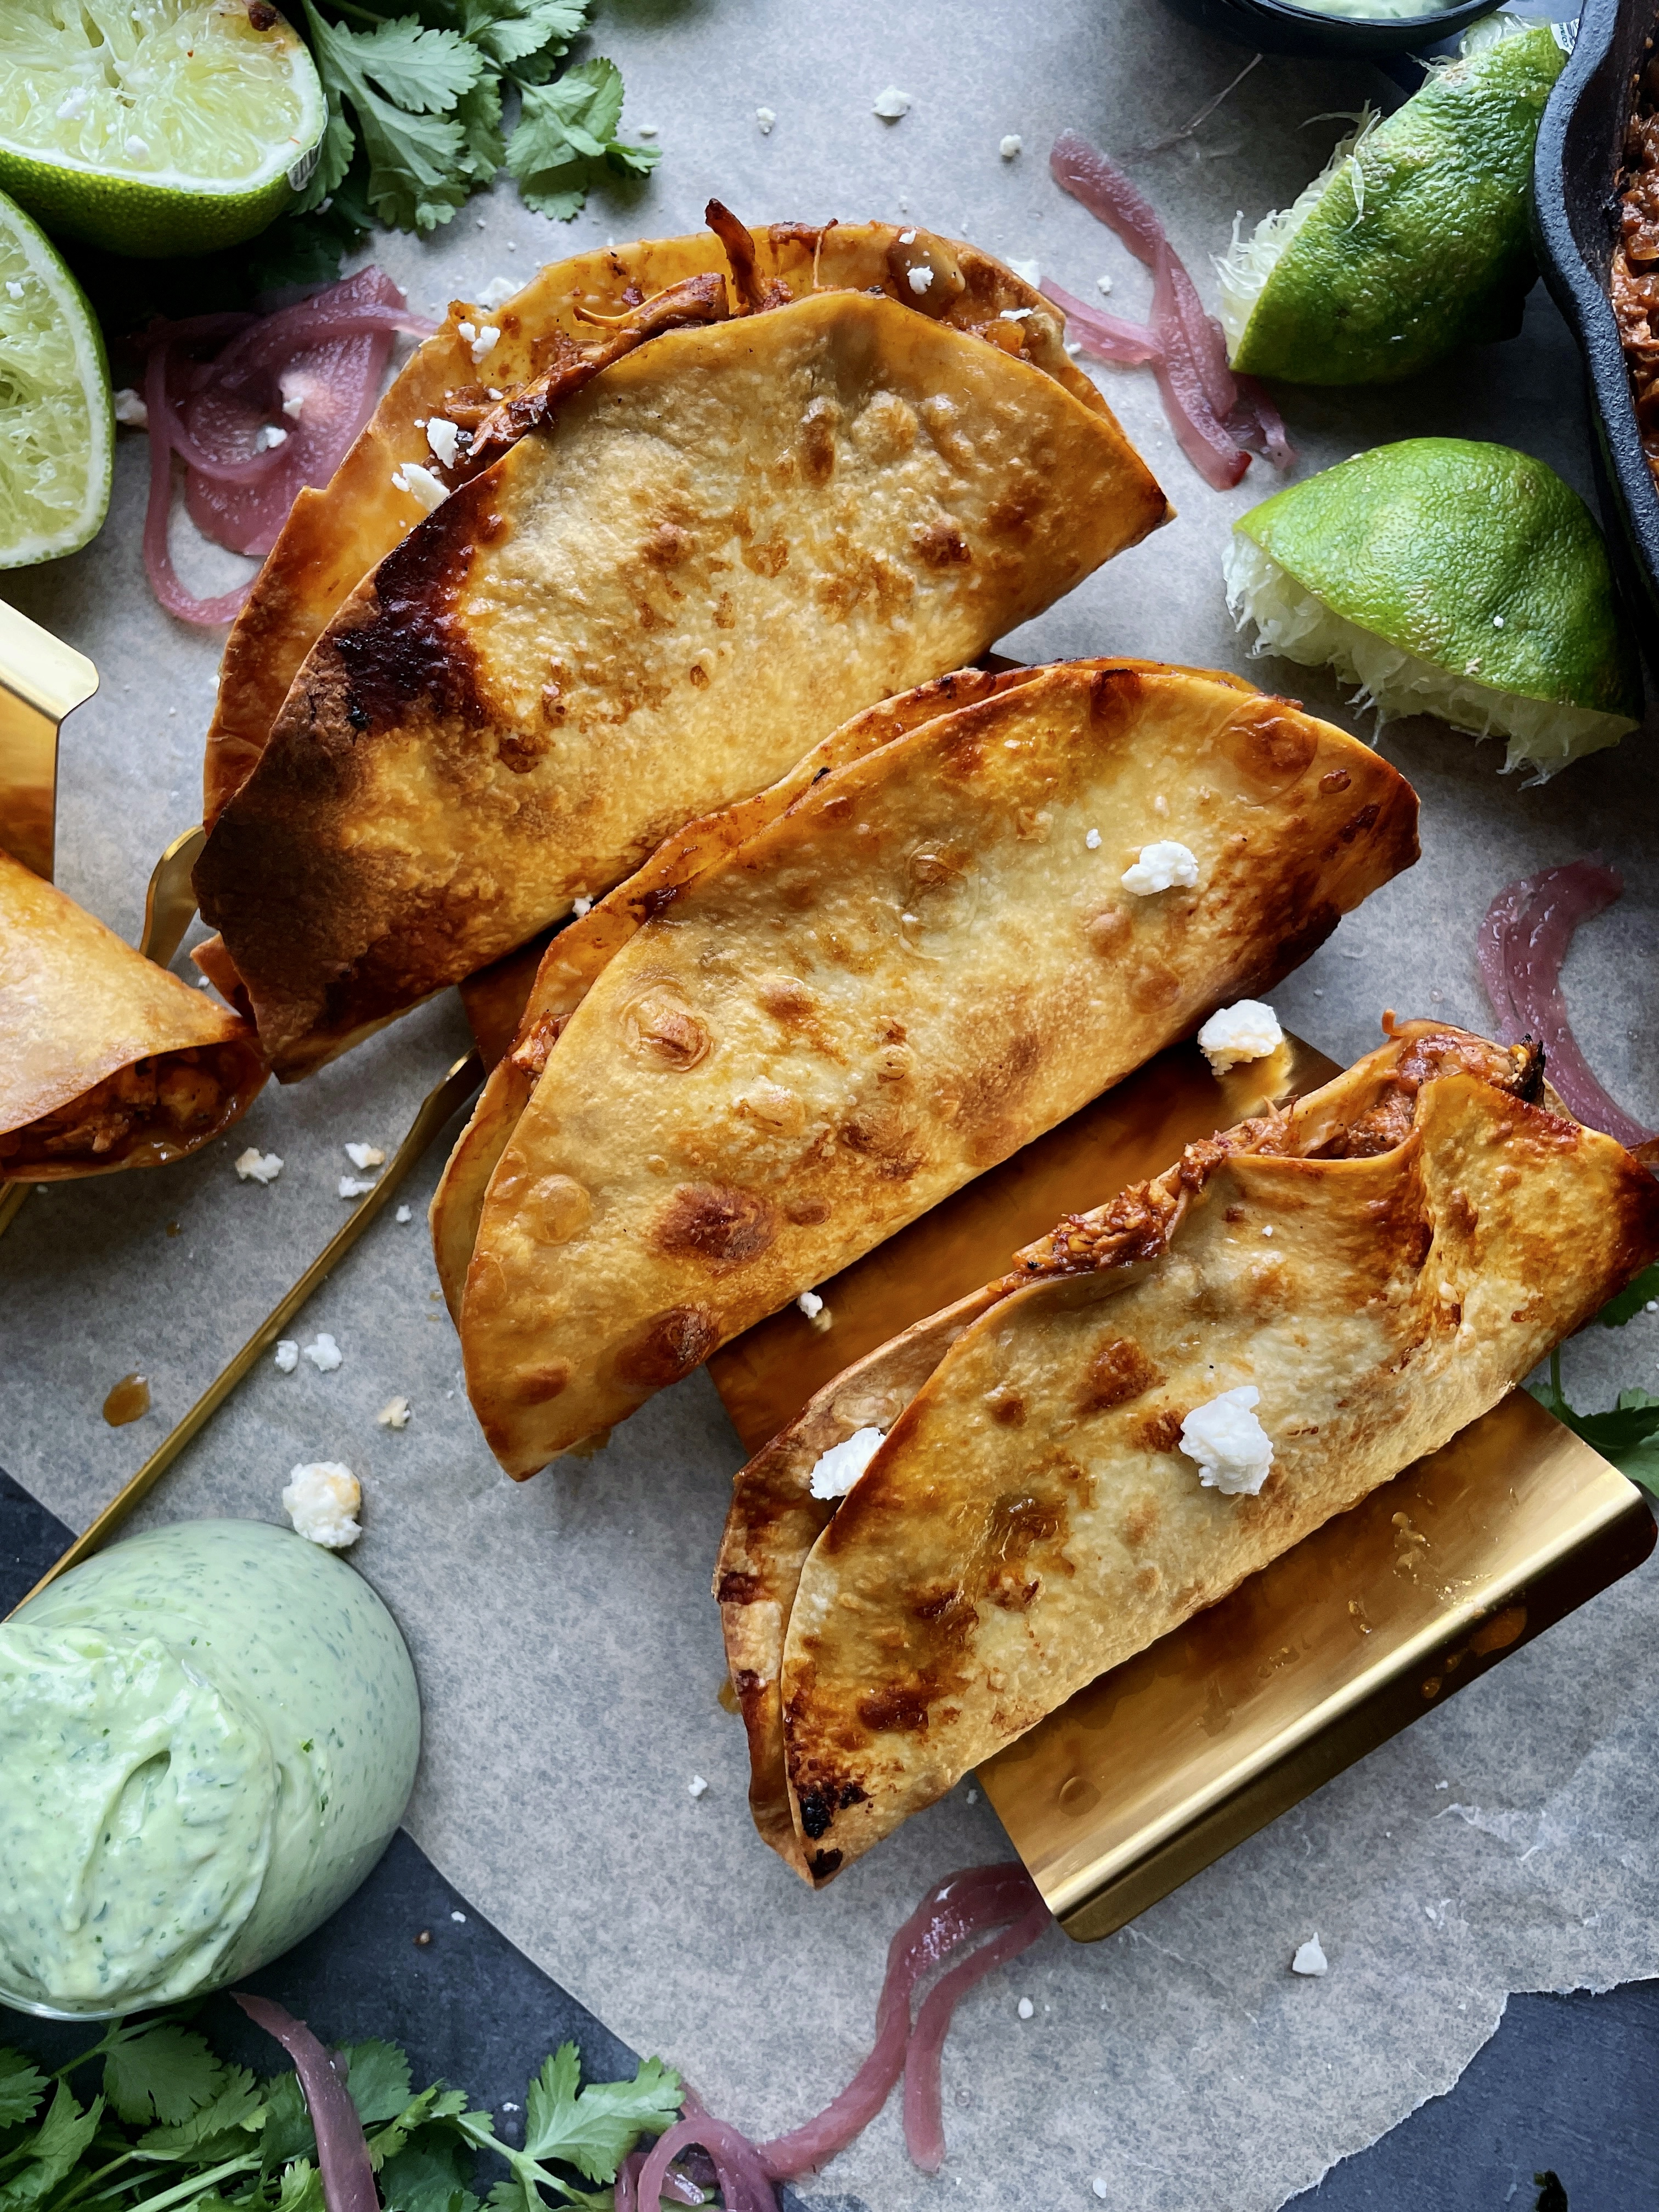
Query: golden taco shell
724,1022,1659,1884
194,268,1168,1080
0,850,266,1180
454,659,1418,1476
202,218,1110,829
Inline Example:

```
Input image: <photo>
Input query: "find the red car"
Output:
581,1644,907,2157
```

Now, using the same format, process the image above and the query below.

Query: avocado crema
0,1520,420,2017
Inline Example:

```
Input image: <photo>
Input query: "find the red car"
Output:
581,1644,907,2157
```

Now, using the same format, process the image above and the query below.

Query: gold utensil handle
9,1048,483,1616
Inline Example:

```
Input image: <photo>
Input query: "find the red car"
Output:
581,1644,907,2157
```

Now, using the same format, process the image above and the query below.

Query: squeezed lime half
1217,19,1566,385
1224,439,1644,780
0,1,325,260
0,189,112,568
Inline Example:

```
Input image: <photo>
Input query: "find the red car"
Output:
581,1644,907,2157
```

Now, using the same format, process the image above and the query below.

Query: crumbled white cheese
908,264,934,295
1121,840,1199,895
282,1461,362,1549
377,1395,411,1430
1064,341,1081,355
1000,133,1023,159
274,1340,300,1374
345,1142,385,1171
1008,257,1041,286
57,86,89,120
572,894,593,918
1197,999,1283,1076
282,390,305,418
808,1425,887,1500
392,461,448,511
637,121,659,138
1097,273,1114,296
1492,614,1505,629
873,85,912,119
1092,2183,1110,2203
898,228,916,244
688,1774,709,1798
425,415,461,468
256,423,287,450
1016,1996,1035,2021
756,105,776,134
123,134,150,161
476,275,517,310
396,1204,413,1224
470,323,500,365
302,1332,343,1374
1180,1385,1273,1497
797,1290,825,1319
1084,826,1102,850
1291,1933,1328,1977
235,1147,283,1184
112,386,148,426
339,1176,376,1199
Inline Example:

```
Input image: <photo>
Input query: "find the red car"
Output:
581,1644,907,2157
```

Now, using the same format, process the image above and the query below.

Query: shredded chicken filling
0,1048,235,1167
1614,52,1659,490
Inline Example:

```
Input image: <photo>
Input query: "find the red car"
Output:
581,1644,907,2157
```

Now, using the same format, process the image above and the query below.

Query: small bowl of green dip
0,1520,421,2018
1156,0,1505,59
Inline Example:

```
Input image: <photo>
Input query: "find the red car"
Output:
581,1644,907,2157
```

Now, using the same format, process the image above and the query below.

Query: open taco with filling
443,658,1418,1476
191,211,1170,1079
716,1019,1659,1883
0,850,264,1181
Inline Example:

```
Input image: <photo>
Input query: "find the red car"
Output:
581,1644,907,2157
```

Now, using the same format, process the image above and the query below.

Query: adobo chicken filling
1614,47,1659,491
1,1047,247,1169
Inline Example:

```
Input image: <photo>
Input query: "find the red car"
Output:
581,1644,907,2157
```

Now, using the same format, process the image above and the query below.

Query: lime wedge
0,2,325,261
1217,19,1566,385
1224,439,1644,781
0,189,111,568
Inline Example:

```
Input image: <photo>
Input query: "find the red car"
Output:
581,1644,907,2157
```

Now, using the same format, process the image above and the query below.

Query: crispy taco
0,850,265,1180
192,216,1170,1079
448,659,1419,1477
716,1020,1659,1883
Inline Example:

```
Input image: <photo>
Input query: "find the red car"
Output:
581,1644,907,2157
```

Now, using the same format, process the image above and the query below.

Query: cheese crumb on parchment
1291,1933,1328,1976
1197,1000,1283,1076
274,1340,300,1373
302,1332,343,1374
808,1425,886,1500
688,1774,709,1798
756,105,776,134
377,1396,411,1430
339,1176,376,1199
873,85,912,119
1016,1996,1035,2021
797,1290,824,1319
1180,1385,1273,1496
283,1462,362,1549
235,1148,283,1184
1122,840,1199,895
345,1142,385,1171
113,387,149,427
1000,133,1023,159
396,1204,413,1224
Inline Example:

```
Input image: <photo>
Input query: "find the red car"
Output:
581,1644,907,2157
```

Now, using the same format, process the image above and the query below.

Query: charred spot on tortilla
653,1183,778,1268
514,1363,571,1406
1081,1337,1164,1413
329,479,495,737
1227,702,1319,791
614,1304,723,1385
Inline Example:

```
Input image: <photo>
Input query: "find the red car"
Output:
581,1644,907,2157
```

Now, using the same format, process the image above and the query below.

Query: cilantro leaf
458,0,589,70
258,2074,317,2172
136,2070,266,2159
505,57,658,221
339,2044,413,2129
1598,1262,1659,1328
275,2158,327,2212
0,2055,44,2133
378,2136,482,2212
520,2046,681,2188
1530,1371,1659,1496
104,2029,222,2129
300,3,483,233
368,2084,470,2168
0,2084,102,2208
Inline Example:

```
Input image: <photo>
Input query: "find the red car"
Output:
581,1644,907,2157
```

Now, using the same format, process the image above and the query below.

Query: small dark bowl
1156,0,1500,61
1533,0,1659,661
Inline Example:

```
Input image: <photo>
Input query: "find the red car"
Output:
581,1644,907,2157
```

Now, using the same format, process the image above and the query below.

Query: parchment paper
5,3,1659,2207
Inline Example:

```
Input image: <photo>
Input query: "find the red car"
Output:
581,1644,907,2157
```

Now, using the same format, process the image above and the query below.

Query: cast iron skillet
1155,0,1499,60
1533,0,1659,656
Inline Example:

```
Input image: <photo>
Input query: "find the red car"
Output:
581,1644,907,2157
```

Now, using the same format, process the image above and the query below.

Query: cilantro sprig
0,2016,685,2212
1529,1262,1659,1497
289,2,657,242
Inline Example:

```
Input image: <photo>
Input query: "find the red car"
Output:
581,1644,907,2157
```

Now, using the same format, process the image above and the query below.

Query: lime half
1217,19,1566,385
0,2,325,261
1224,439,1644,781
0,190,111,567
